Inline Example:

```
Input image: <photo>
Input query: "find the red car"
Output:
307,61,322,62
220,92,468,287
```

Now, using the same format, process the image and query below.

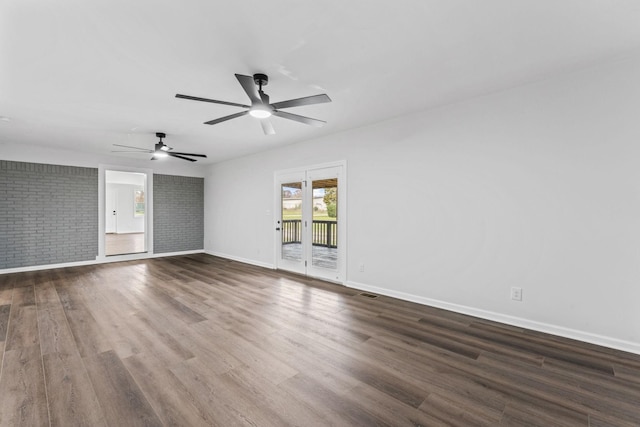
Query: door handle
275,228,280,231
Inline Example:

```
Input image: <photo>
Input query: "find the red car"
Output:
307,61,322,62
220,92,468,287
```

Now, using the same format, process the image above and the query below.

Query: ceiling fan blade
271,94,332,110
204,110,249,125
111,150,153,153
169,152,207,158
273,111,326,127
175,94,249,109
169,153,197,162
260,119,276,135
235,74,261,104
112,144,151,151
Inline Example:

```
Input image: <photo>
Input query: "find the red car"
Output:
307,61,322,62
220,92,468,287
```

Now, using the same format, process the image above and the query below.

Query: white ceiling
2,1,640,165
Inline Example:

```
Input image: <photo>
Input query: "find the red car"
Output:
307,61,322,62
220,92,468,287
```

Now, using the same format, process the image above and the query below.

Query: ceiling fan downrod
253,73,268,92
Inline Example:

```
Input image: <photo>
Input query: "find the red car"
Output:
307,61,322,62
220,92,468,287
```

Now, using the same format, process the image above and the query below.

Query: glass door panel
276,171,307,275
306,166,342,282
281,182,303,262
311,178,338,270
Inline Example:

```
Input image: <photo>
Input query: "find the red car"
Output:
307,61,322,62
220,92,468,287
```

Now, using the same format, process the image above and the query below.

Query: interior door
275,164,344,282
105,186,117,233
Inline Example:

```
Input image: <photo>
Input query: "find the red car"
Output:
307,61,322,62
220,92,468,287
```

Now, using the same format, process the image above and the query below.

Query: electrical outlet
359,263,365,272
511,287,523,301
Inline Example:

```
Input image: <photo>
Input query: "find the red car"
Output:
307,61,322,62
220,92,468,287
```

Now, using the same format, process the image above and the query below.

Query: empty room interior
2,1,640,426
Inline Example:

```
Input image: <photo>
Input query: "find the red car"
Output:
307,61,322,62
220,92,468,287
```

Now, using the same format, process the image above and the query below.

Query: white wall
205,52,640,353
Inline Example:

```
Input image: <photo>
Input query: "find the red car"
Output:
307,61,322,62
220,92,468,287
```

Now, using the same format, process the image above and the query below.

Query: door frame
98,164,154,261
274,160,347,283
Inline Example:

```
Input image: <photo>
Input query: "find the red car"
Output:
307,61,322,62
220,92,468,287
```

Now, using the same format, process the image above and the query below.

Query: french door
275,163,345,283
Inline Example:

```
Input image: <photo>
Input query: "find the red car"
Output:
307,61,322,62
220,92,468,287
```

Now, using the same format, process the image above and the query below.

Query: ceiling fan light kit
176,73,331,135
249,106,272,119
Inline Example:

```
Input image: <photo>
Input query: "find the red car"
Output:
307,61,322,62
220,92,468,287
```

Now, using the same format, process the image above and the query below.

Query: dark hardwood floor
0,254,639,426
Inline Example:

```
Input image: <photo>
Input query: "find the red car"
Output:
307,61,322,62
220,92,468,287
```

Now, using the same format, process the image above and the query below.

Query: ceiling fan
112,132,207,162
176,73,331,135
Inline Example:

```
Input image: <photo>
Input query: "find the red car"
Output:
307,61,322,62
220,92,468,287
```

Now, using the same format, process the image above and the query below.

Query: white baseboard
148,250,205,259
0,249,205,275
204,250,275,270
346,280,640,356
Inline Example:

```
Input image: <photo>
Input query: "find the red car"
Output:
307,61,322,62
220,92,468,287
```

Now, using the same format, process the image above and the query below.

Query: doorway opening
105,170,147,256
275,162,346,283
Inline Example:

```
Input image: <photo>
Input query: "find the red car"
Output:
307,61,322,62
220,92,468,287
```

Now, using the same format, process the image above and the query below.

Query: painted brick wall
153,174,204,253
0,160,98,269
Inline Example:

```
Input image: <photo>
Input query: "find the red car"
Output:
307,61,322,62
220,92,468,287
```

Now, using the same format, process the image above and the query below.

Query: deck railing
282,220,337,248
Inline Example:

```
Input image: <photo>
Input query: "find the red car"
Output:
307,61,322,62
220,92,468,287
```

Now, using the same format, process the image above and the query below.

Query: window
134,189,145,216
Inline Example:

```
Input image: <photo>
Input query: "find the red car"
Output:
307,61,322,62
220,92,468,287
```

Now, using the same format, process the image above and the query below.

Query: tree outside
323,188,337,219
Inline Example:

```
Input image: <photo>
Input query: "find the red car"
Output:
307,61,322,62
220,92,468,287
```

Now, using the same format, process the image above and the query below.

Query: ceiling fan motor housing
253,73,268,87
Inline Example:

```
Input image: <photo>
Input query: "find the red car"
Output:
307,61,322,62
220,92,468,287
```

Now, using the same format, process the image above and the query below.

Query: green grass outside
282,209,336,221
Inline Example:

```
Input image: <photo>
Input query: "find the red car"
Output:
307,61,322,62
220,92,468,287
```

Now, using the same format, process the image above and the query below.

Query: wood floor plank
280,373,393,426
367,330,596,423
244,327,362,395
82,350,162,427
361,335,509,413
221,364,331,426
0,346,49,427
144,286,208,324
157,323,242,375
190,321,299,385
469,321,617,374
42,352,107,427
37,306,78,356
55,283,86,311
122,353,214,426
500,401,589,426
170,358,282,427
11,285,35,306
80,278,194,364
62,305,112,357
34,279,62,309
587,413,640,427
345,383,449,427
0,305,10,343
478,351,640,424
542,356,640,404
0,287,13,306
613,363,640,384
274,324,430,408
420,392,503,426
5,304,38,351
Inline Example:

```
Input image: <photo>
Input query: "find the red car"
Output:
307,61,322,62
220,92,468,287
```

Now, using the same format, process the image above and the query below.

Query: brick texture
153,174,204,253
0,160,98,269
